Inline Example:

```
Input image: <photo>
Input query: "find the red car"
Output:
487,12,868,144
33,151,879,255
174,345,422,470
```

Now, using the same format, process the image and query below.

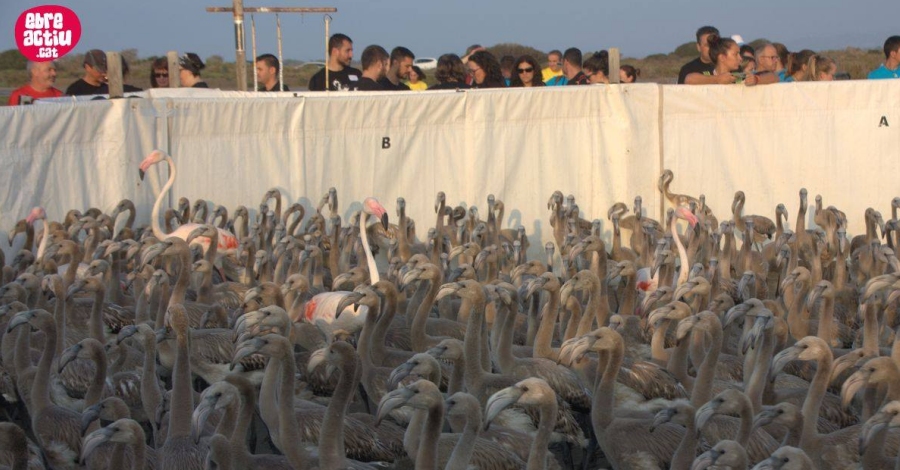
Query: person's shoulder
357,77,383,91
868,64,898,79
64,79,85,94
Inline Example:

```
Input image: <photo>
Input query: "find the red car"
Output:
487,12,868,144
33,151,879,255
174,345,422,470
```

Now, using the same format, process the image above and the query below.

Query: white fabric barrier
0,99,160,256
1,81,896,262
165,85,661,261
661,81,900,237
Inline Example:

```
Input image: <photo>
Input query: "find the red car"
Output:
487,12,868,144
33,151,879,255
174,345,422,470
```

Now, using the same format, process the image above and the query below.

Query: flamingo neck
593,339,623,432
671,413,697,470
463,295,487,401
31,320,57,415
533,288,561,360
528,397,556,470
150,156,176,242
418,398,443,470
690,322,721,408
800,352,832,450
320,354,356,468
672,217,690,288
411,278,439,352
358,214,380,284
168,327,192,438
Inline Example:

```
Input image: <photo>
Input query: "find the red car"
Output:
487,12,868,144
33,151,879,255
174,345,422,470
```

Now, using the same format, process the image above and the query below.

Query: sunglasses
154,73,169,78
517,67,534,74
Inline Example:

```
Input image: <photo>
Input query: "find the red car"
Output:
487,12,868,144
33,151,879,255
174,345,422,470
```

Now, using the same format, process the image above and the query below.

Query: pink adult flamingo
138,150,239,252
298,197,389,334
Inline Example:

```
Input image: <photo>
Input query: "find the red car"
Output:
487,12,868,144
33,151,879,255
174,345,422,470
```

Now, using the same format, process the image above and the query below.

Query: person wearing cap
65,49,109,96
179,53,209,88
8,60,63,105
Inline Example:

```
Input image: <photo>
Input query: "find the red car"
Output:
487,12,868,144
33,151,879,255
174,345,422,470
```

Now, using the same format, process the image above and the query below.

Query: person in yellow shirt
542,50,564,83
405,65,428,90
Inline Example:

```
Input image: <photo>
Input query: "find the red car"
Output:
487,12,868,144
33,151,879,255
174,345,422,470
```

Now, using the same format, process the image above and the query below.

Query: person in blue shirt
869,35,900,79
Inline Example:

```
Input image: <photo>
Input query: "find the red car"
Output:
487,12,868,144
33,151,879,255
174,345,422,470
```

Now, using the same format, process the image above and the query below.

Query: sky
2,0,896,62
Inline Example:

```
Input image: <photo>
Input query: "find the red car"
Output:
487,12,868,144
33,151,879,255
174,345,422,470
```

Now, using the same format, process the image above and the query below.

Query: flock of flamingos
1,149,900,469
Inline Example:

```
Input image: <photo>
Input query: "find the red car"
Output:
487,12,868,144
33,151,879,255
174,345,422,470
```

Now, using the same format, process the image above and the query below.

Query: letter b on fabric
382,137,391,149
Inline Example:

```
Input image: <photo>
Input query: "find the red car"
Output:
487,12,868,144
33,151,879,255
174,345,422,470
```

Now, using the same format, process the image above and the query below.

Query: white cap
731,34,746,45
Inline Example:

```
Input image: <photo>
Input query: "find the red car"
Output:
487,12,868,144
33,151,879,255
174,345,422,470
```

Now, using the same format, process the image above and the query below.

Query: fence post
609,48,620,84
167,51,181,88
233,0,248,91
106,51,124,98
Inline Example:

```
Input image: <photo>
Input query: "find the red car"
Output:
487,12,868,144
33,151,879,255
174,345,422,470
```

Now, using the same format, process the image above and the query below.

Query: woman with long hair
687,34,760,85
583,51,610,84
805,54,837,81
509,55,544,87
466,50,505,89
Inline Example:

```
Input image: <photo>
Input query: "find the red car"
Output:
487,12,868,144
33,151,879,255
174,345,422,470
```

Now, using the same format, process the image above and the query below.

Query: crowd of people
6,26,900,105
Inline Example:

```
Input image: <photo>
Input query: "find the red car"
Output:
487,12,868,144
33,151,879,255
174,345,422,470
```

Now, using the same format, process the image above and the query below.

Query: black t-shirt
192,82,210,89
308,66,362,91
678,57,715,84
65,79,141,96
567,72,590,85
471,80,505,89
428,82,470,90
65,79,107,96
356,77,384,91
259,81,289,92
377,77,411,91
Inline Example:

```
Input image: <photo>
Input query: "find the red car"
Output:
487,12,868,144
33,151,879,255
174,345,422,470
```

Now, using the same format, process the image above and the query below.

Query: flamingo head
674,205,699,228
25,207,46,226
363,197,389,230
138,150,168,181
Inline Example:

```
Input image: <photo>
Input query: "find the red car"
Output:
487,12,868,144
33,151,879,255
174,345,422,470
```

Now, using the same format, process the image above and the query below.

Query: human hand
744,73,759,86
717,73,736,85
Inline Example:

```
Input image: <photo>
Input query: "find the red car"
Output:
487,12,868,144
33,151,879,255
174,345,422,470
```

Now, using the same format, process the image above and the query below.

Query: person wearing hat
65,49,109,96
179,53,209,88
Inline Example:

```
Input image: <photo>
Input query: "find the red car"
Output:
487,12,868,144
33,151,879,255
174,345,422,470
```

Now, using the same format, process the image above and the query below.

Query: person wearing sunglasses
583,51,610,84
150,57,169,88
509,55,544,87
466,50,505,89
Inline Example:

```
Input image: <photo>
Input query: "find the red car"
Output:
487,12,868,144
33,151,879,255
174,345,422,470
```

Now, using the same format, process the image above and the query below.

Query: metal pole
251,14,258,92
233,0,247,91
277,13,284,91
324,14,331,92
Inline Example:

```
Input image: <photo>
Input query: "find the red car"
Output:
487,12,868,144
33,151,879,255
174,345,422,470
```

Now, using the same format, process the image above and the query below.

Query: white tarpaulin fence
0,82,897,260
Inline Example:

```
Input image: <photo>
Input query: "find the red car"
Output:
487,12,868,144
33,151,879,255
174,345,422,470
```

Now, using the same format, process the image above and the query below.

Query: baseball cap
84,49,107,73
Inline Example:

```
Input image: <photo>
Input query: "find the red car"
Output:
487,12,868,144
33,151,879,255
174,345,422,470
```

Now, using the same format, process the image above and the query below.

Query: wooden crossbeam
206,7,336,13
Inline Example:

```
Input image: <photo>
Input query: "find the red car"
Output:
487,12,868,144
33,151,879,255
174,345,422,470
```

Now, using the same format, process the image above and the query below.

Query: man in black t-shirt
357,45,389,91
562,48,590,85
378,47,414,91
677,26,720,84
256,53,289,91
65,49,109,96
308,33,362,91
